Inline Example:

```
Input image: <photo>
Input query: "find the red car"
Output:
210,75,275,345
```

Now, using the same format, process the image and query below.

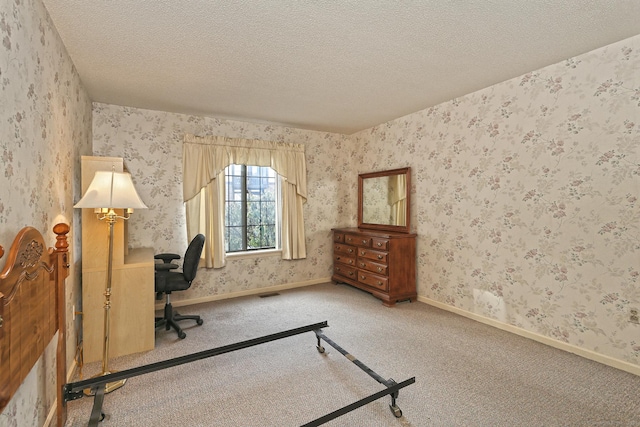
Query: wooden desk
81,248,155,362
81,156,155,363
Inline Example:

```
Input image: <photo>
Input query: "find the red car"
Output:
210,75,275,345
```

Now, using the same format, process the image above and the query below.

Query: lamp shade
74,171,148,209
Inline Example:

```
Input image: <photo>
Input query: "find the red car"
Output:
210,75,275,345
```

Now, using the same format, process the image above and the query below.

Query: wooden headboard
0,224,70,427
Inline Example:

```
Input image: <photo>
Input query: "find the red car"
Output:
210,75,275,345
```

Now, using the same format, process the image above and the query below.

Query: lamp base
83,372,127,396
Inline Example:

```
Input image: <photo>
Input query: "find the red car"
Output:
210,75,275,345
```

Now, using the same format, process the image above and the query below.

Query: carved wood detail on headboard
0,224,69,426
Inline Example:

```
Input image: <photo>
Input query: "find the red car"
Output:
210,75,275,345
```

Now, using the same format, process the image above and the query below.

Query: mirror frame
357,167,411,233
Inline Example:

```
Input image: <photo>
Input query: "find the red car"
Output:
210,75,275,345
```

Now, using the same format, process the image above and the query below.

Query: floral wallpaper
1,0,92,426
354,35,640,368
92,104,353,303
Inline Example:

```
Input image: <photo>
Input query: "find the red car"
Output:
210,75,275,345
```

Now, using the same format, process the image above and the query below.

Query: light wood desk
81,156,154,363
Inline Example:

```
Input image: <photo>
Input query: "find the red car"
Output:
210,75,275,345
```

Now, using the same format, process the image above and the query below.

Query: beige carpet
65,283,640,426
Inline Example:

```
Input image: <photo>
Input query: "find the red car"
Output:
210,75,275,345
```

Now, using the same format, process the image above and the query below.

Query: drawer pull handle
348,272,354,276
377,255,383,260
336,256,341,260
361,251,366,256
377,242,382,247
349,260,353,264
377,267,382,272
0,315,3,328
377,281,383,286
362,240,368,244
360,263,365,267
361,275,366,280
348,249,354,253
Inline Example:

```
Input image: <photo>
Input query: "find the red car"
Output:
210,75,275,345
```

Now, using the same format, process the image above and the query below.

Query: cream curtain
388,174,407,226
182,133,307,268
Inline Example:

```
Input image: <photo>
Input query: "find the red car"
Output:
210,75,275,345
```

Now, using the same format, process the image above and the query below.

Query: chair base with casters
154,234,205,339
154,292,203,339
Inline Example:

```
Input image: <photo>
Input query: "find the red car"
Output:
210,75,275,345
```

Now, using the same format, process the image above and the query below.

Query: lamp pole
86,209,127,395
100,210,116,378
74,169,147,395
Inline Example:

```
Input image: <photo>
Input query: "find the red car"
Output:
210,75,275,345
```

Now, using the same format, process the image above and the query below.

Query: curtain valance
183,133,307,203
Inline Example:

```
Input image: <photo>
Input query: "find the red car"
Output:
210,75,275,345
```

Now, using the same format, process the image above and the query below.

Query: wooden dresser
332,227,417,306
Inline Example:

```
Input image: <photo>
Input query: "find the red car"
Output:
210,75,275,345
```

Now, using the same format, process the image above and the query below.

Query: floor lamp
74,170,147,393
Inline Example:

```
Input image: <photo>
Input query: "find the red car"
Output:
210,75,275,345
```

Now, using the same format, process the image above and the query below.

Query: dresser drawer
334,253,355,267
345,234,371,247
371,237,389,250
358,259,388,276
358,271,388,291
334,264,357,280
334,243,356,256
358,248,388,264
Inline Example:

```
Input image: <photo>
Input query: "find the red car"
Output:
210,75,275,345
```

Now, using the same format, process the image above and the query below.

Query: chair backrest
182,234,205,282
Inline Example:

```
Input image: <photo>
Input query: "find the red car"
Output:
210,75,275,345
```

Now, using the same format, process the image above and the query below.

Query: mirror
358,167,410,233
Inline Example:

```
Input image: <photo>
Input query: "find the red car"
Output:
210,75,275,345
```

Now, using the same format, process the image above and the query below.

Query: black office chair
154,234,205,339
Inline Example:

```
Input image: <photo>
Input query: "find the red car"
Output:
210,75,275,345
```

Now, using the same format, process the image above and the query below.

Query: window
224,164,279,253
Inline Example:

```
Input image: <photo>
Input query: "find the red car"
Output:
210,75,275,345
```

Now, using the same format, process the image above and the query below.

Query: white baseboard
419,296,640,377
155,277,332,310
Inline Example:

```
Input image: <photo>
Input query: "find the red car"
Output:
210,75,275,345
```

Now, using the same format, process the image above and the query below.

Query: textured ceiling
42,1,640,134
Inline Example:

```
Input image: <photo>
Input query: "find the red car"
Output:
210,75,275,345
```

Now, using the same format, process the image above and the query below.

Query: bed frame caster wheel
316,345,325,353
197,319,204,326
390,404,402,418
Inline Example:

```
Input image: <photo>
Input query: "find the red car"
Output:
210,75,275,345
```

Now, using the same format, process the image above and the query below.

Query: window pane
261,178,275,200
263,225,276,247
226,201,243,226
246,225,262,250
228,164,243,175
261,201,275,223
247,176,258,192
226,227,243,252
247,190,260,202
246,201,259,226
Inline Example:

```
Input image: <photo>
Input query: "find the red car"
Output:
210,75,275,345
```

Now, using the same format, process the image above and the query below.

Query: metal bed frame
64,321,415,426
